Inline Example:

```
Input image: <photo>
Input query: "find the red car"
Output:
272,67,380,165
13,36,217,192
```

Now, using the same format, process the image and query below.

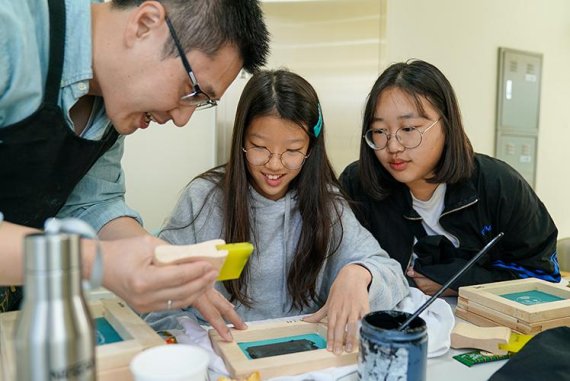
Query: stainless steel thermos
15,232,96,381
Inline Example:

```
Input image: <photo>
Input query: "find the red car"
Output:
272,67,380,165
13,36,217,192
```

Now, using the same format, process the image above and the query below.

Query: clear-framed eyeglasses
164,16,218,109
242,147,309,170
363,118,441,150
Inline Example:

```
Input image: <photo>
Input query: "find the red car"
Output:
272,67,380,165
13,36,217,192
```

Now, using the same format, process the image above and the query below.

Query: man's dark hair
112,0,270,73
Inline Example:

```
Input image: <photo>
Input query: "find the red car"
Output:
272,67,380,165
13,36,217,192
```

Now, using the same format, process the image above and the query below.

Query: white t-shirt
411,183,459,248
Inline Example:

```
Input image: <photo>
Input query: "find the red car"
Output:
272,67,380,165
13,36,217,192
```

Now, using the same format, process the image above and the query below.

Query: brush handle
398,232,505,331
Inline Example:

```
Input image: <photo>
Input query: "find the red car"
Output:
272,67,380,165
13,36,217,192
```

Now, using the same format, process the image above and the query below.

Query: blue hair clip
313,104,323,137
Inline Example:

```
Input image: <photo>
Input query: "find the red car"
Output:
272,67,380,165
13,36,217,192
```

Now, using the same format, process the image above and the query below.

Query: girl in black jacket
340,59,560,295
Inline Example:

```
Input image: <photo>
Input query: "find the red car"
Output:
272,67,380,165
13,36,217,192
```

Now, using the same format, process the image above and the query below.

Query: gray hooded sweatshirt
144,176,409,330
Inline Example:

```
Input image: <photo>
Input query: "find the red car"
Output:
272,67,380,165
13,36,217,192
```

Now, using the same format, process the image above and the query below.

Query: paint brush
398,232,505,331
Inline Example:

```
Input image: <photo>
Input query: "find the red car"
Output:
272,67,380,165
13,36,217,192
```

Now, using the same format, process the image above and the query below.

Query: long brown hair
199,69,343,309
360,59,475,199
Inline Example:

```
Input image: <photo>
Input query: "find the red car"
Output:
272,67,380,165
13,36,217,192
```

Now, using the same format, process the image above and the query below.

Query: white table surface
425,297,506,381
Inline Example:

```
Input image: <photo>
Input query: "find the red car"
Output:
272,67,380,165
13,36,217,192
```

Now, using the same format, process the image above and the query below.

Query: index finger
211,294,247,331
198,296,233,341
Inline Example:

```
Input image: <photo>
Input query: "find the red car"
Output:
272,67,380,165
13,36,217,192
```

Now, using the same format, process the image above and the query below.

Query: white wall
122,109,216,232
385,0,570,237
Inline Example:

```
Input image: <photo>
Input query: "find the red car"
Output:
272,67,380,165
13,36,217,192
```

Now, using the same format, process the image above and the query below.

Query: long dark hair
198,69,342,309
360,59,474,199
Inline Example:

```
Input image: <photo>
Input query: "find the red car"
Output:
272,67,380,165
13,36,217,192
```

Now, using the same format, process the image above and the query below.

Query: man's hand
193,288,247,341
406,268,457,296
100,235,219,312
304,264,371,354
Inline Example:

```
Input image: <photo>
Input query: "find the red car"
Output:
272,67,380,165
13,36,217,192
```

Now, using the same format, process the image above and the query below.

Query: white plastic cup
130,344,210,381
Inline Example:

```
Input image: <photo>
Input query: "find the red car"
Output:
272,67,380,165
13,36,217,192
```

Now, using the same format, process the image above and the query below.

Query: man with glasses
0,0,269,313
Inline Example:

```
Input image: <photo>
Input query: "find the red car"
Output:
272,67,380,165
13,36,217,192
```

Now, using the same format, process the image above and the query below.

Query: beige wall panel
217,0,385,175
264,1,384,174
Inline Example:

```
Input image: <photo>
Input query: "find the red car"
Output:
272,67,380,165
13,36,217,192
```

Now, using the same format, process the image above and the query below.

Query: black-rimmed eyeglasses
363,118,440,150
164,16,218,109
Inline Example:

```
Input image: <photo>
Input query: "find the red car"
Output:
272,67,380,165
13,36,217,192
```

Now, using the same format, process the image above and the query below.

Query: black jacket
339,153,560,290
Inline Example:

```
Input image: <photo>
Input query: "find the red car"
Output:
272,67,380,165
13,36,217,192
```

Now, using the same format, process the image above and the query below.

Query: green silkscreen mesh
95,317,123,346
500,290,565,305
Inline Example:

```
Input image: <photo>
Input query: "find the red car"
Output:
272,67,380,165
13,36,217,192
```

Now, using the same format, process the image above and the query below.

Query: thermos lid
23,233,82,272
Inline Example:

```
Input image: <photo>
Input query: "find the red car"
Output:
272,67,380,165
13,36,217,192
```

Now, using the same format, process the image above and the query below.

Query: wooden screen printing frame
209,320,357,379
456,278,570,334
0,297,164,381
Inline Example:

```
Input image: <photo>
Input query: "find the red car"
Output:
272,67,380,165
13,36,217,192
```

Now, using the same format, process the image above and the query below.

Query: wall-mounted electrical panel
495,47,542,188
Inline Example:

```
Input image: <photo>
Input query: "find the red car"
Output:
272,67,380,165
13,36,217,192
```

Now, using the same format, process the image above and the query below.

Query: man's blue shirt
0,0,142,231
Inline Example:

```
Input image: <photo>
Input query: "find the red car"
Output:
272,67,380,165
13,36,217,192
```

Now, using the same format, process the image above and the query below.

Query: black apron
0,0,119,312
